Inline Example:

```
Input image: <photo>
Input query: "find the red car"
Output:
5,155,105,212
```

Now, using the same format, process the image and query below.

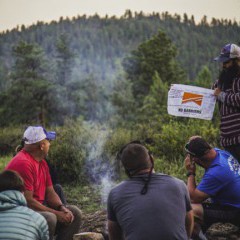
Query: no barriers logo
181,92,203,106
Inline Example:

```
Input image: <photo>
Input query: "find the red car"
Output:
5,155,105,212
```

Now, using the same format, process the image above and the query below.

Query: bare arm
185,155,209,203
108,220,124,240
185,210,194,239
187,175,209,203
45,186,62,208
24,188,73,223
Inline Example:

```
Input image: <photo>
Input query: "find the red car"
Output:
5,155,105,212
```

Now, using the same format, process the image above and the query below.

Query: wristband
186,172,196,177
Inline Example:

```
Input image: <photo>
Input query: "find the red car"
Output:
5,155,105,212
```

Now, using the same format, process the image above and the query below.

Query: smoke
84,122,117,206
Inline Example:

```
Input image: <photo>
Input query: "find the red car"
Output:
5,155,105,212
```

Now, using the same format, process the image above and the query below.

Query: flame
182,92,203,106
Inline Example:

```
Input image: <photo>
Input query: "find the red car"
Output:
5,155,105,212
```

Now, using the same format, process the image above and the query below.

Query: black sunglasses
184,142,197,156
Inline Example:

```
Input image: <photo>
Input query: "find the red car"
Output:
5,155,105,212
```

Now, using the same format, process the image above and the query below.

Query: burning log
73,232,104,240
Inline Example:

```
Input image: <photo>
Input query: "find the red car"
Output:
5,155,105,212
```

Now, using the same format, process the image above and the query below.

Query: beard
218,62,240,90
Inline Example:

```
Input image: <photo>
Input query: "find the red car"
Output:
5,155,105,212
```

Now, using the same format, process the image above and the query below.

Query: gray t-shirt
107,173,191,240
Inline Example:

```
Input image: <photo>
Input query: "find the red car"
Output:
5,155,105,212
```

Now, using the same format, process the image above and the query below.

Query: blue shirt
197,148,240,208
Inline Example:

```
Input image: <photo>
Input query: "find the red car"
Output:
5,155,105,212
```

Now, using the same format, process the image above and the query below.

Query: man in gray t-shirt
107,142,193,240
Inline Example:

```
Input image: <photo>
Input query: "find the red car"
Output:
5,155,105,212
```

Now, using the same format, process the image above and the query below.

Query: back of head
0,170,24,192
185,136,212,158
121,143,151,175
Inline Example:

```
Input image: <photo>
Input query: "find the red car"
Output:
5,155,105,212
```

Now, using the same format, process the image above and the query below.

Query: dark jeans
224,144,240,163
54,184,67,205
202,202,240,232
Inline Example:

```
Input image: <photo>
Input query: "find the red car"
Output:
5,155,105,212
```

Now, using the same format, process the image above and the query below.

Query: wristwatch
186,172,196,177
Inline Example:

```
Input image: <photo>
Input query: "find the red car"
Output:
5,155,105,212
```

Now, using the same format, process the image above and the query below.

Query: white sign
167,84,216,120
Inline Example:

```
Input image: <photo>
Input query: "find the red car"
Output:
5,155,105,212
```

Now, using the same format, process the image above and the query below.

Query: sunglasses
184,142,197,156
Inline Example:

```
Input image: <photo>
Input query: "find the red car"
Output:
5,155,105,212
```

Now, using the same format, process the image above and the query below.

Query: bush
48,119,92,184
0,117,220,184
0,126,24,156
151,118,219,161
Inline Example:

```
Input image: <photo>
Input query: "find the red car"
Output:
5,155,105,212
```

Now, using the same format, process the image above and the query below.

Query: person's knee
40,211,57,238
45,212,57,226
67,205,82,224
192,203,204,221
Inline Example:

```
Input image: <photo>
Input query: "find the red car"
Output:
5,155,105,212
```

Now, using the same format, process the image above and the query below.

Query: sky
0,0,240,33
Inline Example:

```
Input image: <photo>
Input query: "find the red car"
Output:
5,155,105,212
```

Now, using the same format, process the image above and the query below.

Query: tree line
0,10,238,127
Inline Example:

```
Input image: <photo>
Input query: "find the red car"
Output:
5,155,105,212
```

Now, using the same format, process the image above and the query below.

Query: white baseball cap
23,126,56,144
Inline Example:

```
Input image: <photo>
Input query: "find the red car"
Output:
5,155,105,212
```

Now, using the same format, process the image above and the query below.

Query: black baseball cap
185,137,211,158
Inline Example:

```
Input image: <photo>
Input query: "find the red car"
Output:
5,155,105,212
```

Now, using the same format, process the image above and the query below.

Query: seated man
6,126,82,240
107,141,193,240
184,136,240,239
15,145,67,205
0,170,49,240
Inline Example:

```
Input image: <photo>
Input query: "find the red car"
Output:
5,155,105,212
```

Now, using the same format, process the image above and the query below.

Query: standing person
184,136,240,239
107,141,193,240
6,126,82,240
213,43,240,161
0,170,49,240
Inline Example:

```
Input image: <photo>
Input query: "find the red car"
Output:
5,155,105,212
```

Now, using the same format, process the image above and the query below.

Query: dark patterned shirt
214,76,240,147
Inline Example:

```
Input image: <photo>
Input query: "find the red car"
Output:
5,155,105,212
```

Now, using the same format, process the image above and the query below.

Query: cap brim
46,131,56,140
214,56,230,62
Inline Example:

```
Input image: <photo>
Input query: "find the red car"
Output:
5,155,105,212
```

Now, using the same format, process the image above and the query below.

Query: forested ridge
0,11,239,179
0,11,239,83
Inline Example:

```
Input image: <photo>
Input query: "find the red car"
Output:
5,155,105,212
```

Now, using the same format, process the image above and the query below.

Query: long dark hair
218,59,240,90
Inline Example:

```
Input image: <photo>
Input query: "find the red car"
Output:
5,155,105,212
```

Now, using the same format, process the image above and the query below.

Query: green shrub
0,155,12,171
48,119,92,184
0,126,24,156
151,118,219,161
154,157,204,183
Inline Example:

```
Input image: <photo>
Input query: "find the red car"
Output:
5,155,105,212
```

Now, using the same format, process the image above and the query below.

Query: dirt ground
80,210,240,240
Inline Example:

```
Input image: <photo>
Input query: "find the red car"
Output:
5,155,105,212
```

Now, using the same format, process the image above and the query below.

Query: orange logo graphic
182,92,203,106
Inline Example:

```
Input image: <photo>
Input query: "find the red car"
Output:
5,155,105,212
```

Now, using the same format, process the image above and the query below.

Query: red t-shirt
5,149,53,203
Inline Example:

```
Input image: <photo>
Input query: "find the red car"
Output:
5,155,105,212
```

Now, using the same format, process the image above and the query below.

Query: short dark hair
185,136,212,158
0,170,25,192
121,143,151,174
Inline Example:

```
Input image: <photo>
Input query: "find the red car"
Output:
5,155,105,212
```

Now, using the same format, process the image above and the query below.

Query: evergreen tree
111,73,136,122
122,30,185,106
55,34,74,85
0,62,8,92
194,65,213,88
0,41,54,126
139,71,169,122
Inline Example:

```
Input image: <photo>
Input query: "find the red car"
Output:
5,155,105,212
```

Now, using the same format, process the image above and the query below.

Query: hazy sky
1,0,240,32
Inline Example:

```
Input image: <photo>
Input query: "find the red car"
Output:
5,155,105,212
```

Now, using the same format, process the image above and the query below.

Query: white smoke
84,122,116,206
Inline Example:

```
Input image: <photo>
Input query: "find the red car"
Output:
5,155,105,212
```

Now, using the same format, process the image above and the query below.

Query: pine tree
139,71,169,122
122,30,185,106
195,65,213,88
0,41,54,126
